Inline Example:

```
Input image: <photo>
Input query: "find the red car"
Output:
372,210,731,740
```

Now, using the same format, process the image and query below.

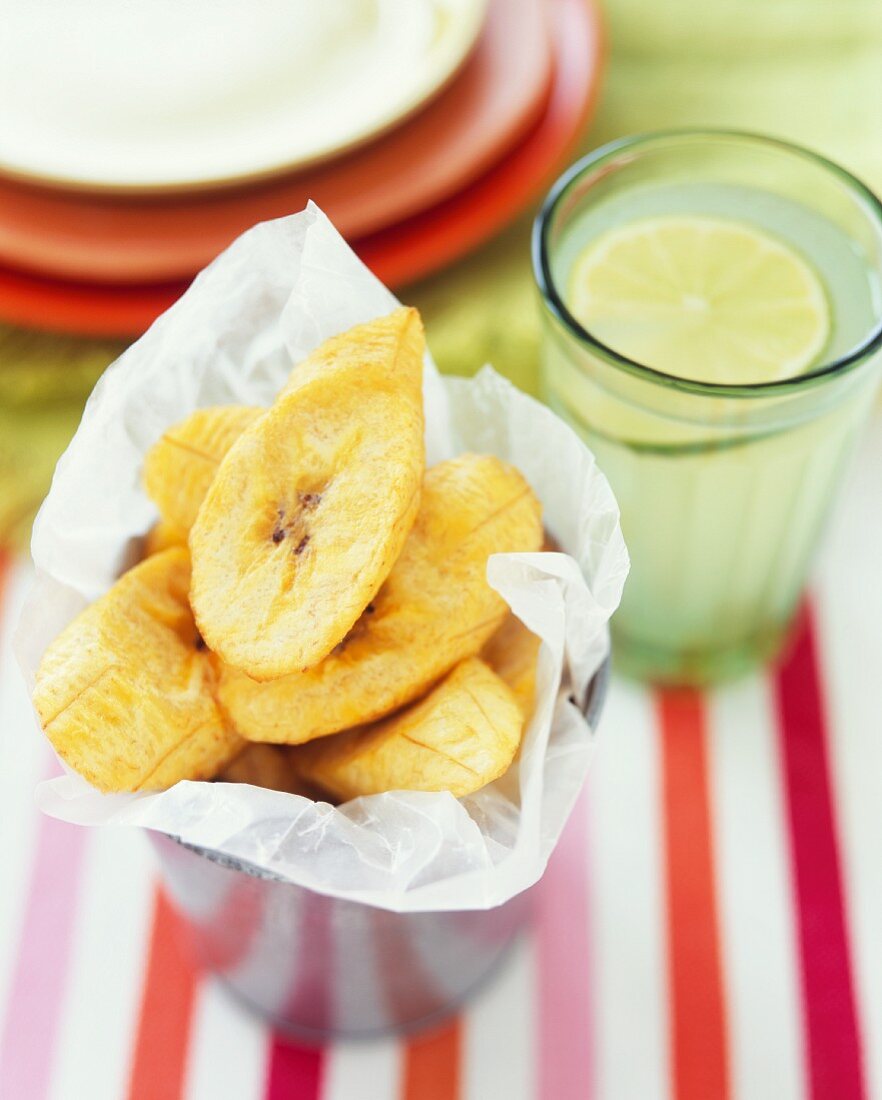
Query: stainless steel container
151,661,609,1040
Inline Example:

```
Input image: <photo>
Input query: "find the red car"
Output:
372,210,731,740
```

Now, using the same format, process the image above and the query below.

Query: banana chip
221,453,542,744
143,405,263,531
220,743,312,796
294,658,523,801
143,519,188,557
33,548,242,792
190,308,425,680
481,613,541,719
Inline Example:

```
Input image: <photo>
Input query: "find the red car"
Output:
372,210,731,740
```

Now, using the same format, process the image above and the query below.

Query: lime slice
567,215,830,384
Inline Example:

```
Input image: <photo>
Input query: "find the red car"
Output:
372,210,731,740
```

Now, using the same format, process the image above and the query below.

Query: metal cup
151,660,609,1040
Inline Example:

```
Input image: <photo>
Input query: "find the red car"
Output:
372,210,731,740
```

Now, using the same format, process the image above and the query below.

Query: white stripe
0,564,45,1035
48,829,155,1100
814,423,882,1100
589,679,670,1100
707,677,806,1100
463,935,537,1100
323,1037,401,1100
183,979,269,1100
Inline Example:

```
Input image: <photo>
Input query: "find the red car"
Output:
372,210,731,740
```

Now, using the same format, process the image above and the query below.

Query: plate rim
0,0,603,338
0,0,488,194
0,0,551,282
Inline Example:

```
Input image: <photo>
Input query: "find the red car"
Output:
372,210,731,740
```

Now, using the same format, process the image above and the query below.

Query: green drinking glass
533,130,882,684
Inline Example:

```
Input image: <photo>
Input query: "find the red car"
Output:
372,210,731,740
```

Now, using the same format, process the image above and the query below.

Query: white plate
0,0,487,192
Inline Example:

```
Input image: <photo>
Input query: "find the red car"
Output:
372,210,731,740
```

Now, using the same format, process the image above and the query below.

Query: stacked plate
0,0,601,337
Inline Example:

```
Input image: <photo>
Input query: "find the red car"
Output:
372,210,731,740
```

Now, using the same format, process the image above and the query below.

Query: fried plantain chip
293,657,523,800
189,308,425,680
143,519,188,557
219,743,313,795
32,548,242,792
220,452,542,744
143,405,263,531
481,613,541,719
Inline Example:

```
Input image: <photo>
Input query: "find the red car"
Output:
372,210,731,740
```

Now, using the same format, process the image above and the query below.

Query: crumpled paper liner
17,204,628,912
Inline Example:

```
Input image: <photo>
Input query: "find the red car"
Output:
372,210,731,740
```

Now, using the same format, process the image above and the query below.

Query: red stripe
658,688,730,1100
774,605,866,1100
402,1017,461,1100
264,1037,323,1100
126,888,199,1100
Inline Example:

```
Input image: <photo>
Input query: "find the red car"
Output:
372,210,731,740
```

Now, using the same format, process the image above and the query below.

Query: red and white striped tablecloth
1,424,881,1100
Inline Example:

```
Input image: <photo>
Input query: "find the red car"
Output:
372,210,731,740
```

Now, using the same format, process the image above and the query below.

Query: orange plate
0,0,552,285
0,0,602,338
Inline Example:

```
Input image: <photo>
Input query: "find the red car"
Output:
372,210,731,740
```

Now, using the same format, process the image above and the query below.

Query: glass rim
532,128,882,398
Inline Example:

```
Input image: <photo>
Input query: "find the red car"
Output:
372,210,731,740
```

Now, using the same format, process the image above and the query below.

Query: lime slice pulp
567,214,830,384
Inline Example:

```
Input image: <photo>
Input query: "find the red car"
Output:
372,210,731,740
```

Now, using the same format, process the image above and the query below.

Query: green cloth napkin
0,327,122,548
4,0,882,546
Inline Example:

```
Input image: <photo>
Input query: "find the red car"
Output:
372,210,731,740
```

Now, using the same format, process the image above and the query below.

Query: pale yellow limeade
544,187,882,682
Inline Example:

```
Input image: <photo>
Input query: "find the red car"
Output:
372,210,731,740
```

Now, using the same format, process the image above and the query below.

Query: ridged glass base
611,618,791,687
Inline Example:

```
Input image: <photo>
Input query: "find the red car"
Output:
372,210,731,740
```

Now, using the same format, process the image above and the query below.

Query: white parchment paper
18,204,628,912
